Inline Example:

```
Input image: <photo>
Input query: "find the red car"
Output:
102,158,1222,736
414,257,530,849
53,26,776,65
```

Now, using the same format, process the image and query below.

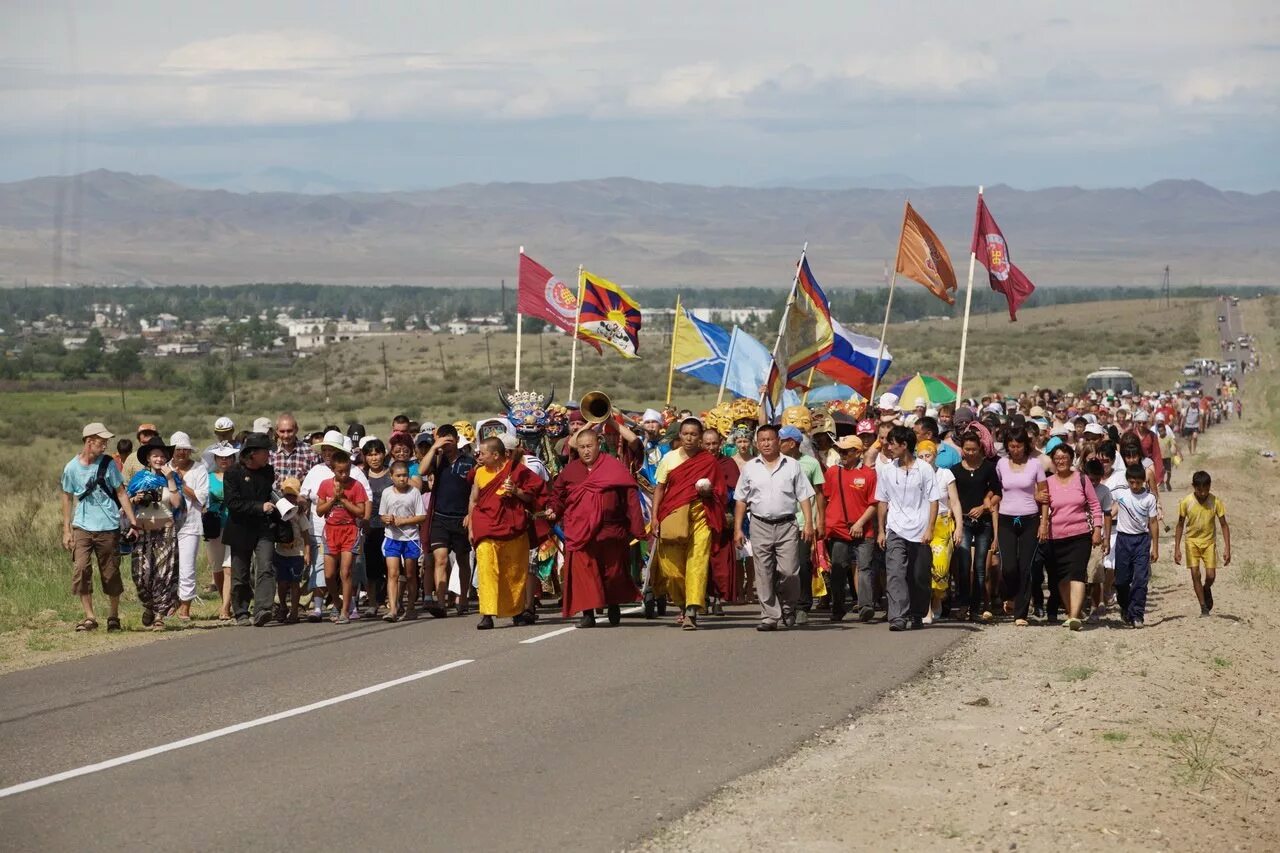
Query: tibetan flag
518,252,600,352
766,256,834,406
896,203,958,304
577,270,642,358
971,195,1037,321
672,304,731,387
814,319,891,398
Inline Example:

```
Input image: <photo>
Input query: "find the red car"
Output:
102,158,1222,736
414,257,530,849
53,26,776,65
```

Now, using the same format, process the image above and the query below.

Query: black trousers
231,536,276,619
997,514,1041,620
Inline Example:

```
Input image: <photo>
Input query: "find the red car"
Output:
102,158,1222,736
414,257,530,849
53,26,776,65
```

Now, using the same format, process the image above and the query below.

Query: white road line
0,658,474,800
518,605,645,644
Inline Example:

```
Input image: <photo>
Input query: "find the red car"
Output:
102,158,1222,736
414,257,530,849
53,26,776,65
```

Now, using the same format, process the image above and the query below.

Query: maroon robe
467,459,544,545
551,454,644,616
708,456,741,602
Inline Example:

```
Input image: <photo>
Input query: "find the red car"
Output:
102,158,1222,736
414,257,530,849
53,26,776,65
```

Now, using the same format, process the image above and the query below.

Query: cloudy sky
3,0,1277,191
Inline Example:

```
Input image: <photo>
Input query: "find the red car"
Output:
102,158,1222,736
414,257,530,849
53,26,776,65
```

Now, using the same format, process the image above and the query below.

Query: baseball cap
136,423,158,436
835,435,864,451
415,430,435,446
1084,423,1107,436
855,418,876,435
346,422,367,441
82,422,114,439
214,416,235,433
251,417,272,434
778,425,804,443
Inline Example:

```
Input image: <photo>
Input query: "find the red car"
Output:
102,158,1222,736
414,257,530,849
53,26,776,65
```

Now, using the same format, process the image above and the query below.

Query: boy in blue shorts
273,477,310,623
1110,464,1160,628
380,461,428,621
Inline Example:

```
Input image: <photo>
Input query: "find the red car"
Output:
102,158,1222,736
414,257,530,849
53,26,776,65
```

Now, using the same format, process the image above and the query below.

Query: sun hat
135,435,174,466
319,430,346,452
239,433,271,456
82,422,114,439
169,431,194,451
209,442,239,457
913,397,927,409
1084,423,1107,436
835,435,865,451
778,425,804,443
878,392,900,412
1029,405,1046,418
214,416,235,433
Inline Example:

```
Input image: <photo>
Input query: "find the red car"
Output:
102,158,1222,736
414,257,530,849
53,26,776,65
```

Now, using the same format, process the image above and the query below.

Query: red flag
970,196,1036,321
517,252,600,351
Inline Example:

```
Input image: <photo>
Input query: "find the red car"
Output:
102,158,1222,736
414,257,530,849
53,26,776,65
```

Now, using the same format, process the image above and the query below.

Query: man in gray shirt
733,424,815,631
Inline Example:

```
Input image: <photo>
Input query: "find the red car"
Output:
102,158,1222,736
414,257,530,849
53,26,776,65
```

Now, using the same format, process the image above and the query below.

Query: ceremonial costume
552,453,645,617
469,459,544,618
653,448,727,611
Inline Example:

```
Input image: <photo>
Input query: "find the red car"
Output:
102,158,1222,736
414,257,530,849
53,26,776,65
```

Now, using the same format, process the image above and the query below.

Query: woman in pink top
1044,443,1103,631
995,429,1049,626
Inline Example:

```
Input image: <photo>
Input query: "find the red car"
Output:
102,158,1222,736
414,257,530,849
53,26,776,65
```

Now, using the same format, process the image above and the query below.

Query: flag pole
716,326,739,405
569,265,584,403
869,202,908,403
954,186,983,406
759,242,808,411
515,246,524,390
665,294,681,405
800,366,816,404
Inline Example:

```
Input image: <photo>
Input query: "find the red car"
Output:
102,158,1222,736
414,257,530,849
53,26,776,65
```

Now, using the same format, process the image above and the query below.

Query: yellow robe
474,466,528,618
654,500,711,610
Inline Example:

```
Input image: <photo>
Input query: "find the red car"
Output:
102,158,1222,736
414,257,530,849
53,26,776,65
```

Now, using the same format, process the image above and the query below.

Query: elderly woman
1043,443,1103,631
169,432,209,623
128,435,186,630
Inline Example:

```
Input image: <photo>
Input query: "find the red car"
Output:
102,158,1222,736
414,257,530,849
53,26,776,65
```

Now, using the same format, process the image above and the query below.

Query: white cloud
161,30,360,73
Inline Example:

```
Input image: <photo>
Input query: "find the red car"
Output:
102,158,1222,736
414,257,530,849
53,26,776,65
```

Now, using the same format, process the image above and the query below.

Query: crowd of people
59,377,1237,637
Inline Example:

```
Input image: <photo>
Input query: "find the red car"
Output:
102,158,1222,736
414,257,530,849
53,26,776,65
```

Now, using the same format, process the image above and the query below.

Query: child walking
380,461,428,622
316,451,369,624
1110,464,1160,628
1174,470,1231,616
274,477,310,623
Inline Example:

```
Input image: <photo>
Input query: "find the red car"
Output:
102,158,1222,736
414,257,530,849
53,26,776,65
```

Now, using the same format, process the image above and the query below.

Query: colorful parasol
887,373,957,407
805,383,856,403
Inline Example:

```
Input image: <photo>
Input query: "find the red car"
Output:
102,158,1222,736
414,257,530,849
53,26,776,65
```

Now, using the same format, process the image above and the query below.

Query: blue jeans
1114,532,1151,622
955,517,993,612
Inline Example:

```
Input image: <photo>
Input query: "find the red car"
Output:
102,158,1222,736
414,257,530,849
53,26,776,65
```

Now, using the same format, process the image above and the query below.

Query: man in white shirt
875,425,940,632
733,425,815,631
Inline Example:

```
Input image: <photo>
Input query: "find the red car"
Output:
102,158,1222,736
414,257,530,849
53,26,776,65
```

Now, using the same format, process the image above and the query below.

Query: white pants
178,531,203,602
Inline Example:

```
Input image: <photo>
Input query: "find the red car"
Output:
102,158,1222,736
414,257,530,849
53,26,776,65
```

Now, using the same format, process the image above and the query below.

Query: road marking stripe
518,605,645,644
0,658,474,800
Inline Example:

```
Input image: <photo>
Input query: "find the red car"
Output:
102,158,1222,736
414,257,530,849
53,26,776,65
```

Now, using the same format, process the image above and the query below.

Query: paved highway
0,605,965,851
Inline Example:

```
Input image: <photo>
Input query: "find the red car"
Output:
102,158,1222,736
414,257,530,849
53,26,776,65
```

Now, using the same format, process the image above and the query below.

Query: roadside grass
1237,560,1280,594
1212,656,1231,668
1059,665,1097,682
1101,731,1130,743
1164,721,1245,792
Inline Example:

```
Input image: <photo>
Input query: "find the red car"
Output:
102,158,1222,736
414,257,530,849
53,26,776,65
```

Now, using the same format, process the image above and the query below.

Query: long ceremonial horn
497,387,512,411
545,385,555,407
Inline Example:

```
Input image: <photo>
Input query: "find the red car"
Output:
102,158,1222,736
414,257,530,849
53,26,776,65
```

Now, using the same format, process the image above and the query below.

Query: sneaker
756,621,778,632
1065,617,1083,632
911,616,923,630
795,610,809,626
607,604,622,625
921,611,935,625
235,615,252,627
1204,587,1214,612
858,606,875,623
1200,606,1211,617
1133,618,1145,629
830,608,846,623
253,610,272,627
783,610,797,629
888,620,908,632
578,611,597,628
711,600,725,617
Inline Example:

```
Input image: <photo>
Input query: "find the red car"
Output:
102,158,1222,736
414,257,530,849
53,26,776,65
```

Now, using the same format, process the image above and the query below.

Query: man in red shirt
821,436,879,622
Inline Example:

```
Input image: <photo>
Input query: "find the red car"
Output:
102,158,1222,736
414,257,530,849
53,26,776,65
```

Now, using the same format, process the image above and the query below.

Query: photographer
223,433,280,626
127,435,186,631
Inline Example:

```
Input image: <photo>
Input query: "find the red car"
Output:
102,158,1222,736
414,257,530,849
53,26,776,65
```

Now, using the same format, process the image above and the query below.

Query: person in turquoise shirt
60,422,140,632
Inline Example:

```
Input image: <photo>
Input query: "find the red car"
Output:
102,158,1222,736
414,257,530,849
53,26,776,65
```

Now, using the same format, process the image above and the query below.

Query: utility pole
322,350,331,404
381,340,390,392
437,339,448,377
538,330,544,368
500,279,506,318
1163,265,1171,308
484,332,493,380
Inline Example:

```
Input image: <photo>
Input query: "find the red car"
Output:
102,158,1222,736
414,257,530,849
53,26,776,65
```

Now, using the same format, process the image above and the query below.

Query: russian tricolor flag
814,319,891,398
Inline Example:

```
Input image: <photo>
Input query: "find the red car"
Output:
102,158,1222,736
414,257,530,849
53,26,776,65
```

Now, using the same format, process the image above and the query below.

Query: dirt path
640,404,1279,851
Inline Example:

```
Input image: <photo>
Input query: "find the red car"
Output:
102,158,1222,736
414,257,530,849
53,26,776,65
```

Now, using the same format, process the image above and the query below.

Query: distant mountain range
0,170,1276,288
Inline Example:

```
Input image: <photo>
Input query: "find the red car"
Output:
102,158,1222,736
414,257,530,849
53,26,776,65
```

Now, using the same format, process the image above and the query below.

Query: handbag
1078,472,1096,534
201,510,222,541
658,504,691,544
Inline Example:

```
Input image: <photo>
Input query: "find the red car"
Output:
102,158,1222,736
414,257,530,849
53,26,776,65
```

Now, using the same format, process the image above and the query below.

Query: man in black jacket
223,433,279,626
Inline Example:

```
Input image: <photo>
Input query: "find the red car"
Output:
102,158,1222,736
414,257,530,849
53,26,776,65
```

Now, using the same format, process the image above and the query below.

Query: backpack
79,456,121,508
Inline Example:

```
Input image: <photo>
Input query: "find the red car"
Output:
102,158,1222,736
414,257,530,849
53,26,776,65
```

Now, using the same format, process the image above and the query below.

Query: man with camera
223,432,280,626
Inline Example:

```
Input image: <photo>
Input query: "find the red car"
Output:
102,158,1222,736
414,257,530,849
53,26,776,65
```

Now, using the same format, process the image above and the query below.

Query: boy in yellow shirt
1173,470,1231,616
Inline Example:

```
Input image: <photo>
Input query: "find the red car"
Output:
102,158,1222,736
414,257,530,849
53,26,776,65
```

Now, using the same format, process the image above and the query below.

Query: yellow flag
896,202,957,304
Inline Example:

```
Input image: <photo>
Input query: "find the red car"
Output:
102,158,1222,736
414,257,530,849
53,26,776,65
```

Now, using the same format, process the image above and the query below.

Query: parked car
1182,364,1198,376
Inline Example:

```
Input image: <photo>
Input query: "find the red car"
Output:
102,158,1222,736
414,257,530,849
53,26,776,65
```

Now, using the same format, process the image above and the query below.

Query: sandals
106,616,121,632
1014,618,1029,627
150,619,166,632
74,618,99,632
383,611,401,623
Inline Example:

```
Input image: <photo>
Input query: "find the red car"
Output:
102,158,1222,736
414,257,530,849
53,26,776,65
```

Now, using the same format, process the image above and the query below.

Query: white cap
1084,423,1107,436
878,392,899,411
169,431,194,451
214,416,235,432
1133,410,1150,422
358,435,379,450
499,433,519,451
252,417,272,434
913,397,927,409
642,408,664,424
1050,424,1070,436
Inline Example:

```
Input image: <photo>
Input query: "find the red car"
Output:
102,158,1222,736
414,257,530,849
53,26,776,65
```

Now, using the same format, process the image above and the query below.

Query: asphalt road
0,604,964,851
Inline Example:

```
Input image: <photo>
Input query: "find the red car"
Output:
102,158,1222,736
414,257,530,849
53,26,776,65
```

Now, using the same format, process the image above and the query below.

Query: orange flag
895,202,957,304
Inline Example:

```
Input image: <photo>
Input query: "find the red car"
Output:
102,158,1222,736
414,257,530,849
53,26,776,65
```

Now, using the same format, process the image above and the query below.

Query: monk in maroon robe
702,428,741,608
549,429,645,626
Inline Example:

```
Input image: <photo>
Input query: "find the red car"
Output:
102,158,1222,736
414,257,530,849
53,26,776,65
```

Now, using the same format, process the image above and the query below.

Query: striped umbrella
887,373,957,407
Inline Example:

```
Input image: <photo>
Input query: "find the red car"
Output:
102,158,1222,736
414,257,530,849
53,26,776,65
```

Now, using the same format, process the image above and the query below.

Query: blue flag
723,327,799,408
672,305,732,387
